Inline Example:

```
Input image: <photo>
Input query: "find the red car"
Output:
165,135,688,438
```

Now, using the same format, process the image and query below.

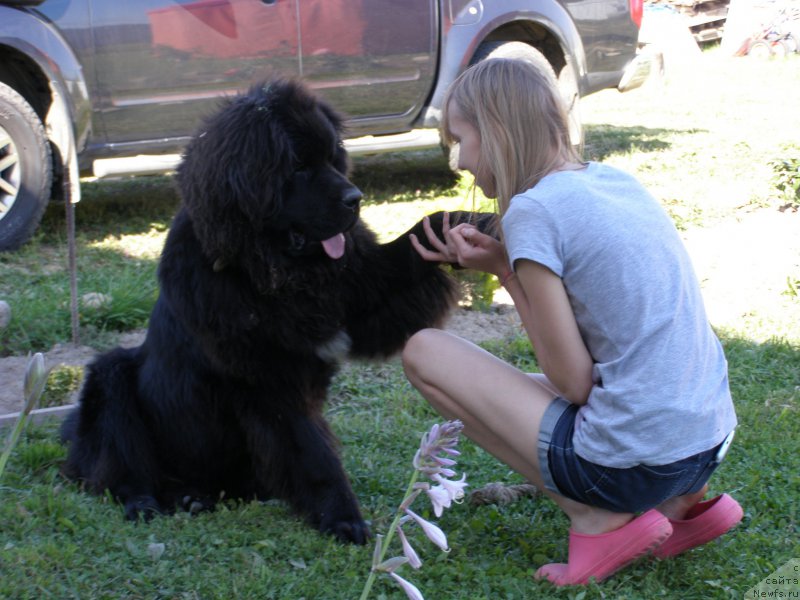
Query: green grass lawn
1,48,799,599
1,336,797,599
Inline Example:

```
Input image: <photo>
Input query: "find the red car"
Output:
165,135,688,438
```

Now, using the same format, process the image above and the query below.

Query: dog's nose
342,187,362,210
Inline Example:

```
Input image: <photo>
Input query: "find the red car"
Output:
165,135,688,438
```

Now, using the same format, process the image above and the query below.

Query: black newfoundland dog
61,79,491,544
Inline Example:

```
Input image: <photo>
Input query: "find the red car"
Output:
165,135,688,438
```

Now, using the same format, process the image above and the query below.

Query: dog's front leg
240,407,369,544
341,211,497,359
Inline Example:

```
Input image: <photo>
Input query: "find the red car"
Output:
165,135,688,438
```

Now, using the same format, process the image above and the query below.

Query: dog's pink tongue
321,233,346,259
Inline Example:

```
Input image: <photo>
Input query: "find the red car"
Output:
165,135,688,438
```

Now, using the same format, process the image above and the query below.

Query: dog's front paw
448,211,498,237
320,511,370,545
124,495,163,522
179,494,217,515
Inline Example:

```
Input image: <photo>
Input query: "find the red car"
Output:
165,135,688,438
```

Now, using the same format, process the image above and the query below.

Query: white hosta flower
433,455,457,468
432,473,468,503
426,484,453,517
0,353,50,482
413,420,464,476
23,353,49,414
376,556,409,573
389,572,425,600
360,420,465,600
405,508,449,552
397,526,422,569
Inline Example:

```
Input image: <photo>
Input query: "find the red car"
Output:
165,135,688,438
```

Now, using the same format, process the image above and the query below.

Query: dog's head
177,79,362,271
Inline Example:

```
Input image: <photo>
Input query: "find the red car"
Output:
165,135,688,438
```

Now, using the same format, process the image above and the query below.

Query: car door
296,0,437,136
85,0,301,155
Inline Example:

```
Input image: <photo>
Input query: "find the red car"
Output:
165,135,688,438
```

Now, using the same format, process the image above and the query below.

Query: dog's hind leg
61,348,165,521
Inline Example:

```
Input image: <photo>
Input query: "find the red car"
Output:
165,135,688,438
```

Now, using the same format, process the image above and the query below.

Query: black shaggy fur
61,79,493,544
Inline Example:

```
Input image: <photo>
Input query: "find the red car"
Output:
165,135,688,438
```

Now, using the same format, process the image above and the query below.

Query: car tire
469,41,583,148
0,82,52,252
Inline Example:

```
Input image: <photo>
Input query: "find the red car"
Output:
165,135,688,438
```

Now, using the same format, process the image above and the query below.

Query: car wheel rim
0,125,20,221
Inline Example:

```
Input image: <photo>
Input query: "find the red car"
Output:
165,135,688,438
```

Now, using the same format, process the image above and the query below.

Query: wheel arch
0,7,91,202
471,17,585,90
419,2,587,129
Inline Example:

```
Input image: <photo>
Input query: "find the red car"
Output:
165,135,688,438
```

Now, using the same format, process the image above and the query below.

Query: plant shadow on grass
583,124,700,161
33,125,694,247
37,176,182,244
0,244,159,354
350,149,460,205
36,148,460,246
35,123,709,243
0,177,176,354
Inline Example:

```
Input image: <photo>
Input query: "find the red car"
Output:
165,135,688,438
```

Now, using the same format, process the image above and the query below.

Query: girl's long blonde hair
441,56,582,215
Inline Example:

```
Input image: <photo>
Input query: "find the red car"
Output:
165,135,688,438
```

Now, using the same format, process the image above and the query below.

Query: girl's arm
502,259,593,405
411,214,594,404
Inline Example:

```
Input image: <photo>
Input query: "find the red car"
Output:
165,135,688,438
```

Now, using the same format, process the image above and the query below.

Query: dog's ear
176,84,293,263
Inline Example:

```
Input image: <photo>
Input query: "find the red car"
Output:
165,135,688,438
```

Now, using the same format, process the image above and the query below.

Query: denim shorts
538,397,729,514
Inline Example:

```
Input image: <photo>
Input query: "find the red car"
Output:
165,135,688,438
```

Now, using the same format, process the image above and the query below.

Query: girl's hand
447,223,508,276
410,211,509,276
410,212,460,263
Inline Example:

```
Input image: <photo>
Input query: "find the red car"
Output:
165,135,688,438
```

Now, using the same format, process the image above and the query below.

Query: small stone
147,542,165,561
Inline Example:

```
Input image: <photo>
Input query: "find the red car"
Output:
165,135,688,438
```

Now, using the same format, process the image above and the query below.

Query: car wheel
469,41,583,148
0,82,52,252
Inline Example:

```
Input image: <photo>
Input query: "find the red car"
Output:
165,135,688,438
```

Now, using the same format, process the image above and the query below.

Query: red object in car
629,0,643,28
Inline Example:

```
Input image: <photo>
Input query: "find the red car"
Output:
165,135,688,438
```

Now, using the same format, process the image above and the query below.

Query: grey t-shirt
503,162,737,468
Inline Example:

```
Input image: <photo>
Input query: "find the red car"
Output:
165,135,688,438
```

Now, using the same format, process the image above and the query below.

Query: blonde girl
404,57,742,586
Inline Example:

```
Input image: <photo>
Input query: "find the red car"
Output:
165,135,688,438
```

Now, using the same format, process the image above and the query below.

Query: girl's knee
402,328,440,376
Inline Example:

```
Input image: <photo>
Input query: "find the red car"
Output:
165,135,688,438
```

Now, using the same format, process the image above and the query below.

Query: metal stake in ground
64,166,79,345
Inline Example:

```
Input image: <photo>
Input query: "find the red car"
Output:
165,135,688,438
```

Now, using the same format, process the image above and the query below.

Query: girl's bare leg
656,484,709,519
402,328,633,534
